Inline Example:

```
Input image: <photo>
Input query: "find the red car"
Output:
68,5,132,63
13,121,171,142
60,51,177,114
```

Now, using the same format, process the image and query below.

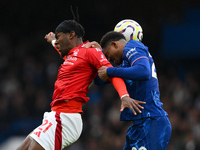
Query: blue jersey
107,40,168,121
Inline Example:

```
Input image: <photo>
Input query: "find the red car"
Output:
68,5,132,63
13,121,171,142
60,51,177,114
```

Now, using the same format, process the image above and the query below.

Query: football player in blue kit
86,29,172,150
97,31,172,150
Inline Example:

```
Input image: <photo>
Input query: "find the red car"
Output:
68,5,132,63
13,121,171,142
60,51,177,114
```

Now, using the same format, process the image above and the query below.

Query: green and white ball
114,19,143,41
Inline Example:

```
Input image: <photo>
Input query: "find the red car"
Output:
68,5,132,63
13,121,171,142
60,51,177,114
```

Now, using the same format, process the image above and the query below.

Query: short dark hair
55,20,85,38
100,31,126,48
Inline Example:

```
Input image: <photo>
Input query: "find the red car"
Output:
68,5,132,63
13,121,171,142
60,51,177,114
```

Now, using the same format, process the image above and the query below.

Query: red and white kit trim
30,111,82,150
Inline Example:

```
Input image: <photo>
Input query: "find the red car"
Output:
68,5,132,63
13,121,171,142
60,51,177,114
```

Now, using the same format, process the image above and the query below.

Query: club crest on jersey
126,48,138,60
73,49,79,56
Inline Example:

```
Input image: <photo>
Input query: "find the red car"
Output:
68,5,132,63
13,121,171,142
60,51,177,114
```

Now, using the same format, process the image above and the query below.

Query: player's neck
75,38,83,47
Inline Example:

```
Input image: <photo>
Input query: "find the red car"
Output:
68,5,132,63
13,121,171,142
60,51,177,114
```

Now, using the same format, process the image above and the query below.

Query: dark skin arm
98,66,109,81
121,95,146,114
84,41,102,49
44,32,56,44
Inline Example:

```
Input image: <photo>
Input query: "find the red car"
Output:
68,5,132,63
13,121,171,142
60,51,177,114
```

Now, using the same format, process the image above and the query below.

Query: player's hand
98,66,109,81
44,32,56,43
120,95,146,115
84,41,102,50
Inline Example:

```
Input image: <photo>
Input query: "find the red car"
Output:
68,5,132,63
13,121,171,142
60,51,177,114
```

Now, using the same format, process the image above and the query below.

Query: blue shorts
124,116,171,150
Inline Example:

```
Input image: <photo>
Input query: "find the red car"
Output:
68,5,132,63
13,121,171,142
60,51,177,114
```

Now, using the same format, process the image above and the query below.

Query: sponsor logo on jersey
66,56,77,61
73,49,79,56
63,56,77,65
63,61,74,65
126,48,138,60
100,54,108,62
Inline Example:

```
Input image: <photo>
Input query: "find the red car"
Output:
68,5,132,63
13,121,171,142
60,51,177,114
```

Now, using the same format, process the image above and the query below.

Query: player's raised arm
45,32,56,45
45,32,66,60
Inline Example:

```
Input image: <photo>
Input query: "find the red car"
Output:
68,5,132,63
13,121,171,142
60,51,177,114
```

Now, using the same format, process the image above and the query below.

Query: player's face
55,32,73,57
103,43,123,65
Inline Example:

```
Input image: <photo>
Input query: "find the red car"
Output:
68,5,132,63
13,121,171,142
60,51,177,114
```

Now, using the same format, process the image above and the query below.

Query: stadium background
0,0,200,149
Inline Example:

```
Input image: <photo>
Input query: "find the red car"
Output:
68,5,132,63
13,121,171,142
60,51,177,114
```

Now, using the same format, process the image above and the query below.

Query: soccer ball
114,19,143,41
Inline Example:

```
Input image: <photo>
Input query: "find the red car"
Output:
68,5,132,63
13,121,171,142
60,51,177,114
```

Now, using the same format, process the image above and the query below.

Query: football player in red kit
17,20,145,150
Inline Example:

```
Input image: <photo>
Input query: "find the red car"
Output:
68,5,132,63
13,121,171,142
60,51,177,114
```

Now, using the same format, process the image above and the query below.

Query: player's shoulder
124,41,149,59
127,40,146,48
79,41,102,53
82,47,102,55
126,41,149,54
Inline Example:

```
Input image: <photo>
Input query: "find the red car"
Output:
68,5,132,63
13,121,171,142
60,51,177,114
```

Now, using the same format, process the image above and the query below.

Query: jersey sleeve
107,58,151,80
86,47,110,70
105,64,129,98
124,47,149,66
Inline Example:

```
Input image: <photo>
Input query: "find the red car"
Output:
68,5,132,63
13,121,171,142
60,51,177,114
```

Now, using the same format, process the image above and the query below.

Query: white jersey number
152,62,157,79
148,52,157,79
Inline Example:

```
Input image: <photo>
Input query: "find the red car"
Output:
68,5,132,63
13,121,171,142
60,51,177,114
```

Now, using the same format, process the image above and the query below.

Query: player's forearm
109,77,129,99
51,40,66,60
107,59,151,80
51,40,60,54
51,39,56,47
105,64,129,99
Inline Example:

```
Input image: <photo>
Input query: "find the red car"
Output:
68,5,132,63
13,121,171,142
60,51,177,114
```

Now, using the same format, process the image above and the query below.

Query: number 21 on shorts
33,119,53,137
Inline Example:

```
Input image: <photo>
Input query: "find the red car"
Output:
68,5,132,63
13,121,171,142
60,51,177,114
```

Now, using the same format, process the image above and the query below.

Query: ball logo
137,31,143,42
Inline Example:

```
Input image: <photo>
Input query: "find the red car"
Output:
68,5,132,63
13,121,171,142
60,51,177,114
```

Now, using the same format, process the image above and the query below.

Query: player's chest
60,55,86,72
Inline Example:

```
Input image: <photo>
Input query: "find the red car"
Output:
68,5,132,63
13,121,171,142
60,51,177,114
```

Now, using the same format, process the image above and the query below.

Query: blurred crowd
0,30,200,150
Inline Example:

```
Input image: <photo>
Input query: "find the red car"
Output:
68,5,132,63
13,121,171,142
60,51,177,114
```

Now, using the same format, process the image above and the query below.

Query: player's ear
69,31,76,39
111,41,119,49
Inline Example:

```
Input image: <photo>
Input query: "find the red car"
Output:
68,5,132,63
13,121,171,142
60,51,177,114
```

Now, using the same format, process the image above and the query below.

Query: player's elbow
143,72,151,80
141,66,151,80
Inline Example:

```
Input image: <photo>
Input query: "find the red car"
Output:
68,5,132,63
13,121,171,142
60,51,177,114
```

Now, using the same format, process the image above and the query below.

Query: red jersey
51,41,111,113
51,41,129,113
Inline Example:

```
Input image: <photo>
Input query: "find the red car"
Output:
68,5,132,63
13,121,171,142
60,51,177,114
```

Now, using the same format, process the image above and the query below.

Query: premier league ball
114,19,143,41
